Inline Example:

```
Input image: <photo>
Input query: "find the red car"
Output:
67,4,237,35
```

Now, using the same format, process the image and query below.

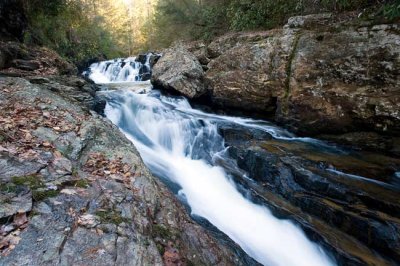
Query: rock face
0,44,244,265
152,13,400,155
152,45,207,98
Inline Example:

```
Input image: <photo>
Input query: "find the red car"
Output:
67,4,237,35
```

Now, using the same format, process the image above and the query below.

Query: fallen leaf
42,141,52,147
13,213,28,227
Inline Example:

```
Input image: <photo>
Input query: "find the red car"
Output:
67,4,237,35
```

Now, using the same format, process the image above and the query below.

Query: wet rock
221,124,400,264
152,45,207,98
149,54,161,68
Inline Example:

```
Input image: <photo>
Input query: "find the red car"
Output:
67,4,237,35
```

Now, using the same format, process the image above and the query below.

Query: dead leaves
85,153,134,186
0,98,88,169
163,242,184,266
0,212,28,256
77,214,99,228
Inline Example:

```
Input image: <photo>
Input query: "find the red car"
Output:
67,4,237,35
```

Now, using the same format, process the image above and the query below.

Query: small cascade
85,53,159,84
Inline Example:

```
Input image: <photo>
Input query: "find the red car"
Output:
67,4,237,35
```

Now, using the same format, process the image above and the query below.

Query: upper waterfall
85,53,159,84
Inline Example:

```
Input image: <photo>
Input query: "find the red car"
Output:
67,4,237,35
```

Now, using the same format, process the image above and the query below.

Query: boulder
205,29,294,113
151,45,207,98
277,23,400,137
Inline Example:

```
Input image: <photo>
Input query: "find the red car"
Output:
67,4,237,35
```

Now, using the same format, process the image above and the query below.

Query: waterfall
90,59,336,266
85,54,158,84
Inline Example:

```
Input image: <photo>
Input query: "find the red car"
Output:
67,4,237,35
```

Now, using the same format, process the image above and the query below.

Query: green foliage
145,0,391,51
380,2,400,20
227,0,301,31
143,0,204,49
24,0,125,65
95,210,130,224
21,0,396,60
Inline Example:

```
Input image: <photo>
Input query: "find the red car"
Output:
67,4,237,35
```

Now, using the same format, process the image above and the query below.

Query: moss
29,210,40,217
284,33,301,99
156,243,165,255
186,260,195,266
95,210,129,225
2,197,12,204
32,189,59,201
11,175,59,201
71,168,79,178
0,183,17,193
143,239,151,247
12,175,43,189
73,179,89,188
152,224,177,241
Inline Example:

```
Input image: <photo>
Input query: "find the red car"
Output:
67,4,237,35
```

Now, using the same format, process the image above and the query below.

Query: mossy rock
0,183,18,193
32,189,59,201
11,175,59,201
11,175,43,189
95,210,130,225
152,224,178,241
73,179,89,188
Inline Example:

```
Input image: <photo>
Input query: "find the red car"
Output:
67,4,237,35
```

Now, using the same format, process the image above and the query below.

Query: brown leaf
54,150,62,158
42,141,52,147
13,213,28,227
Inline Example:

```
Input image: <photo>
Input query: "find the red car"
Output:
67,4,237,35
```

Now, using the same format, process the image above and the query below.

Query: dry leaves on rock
85,153,134,186
0,212,28,257
77,214,99,228
163,242,184,266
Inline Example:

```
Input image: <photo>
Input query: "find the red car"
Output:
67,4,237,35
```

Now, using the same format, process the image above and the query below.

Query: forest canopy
22,0,400,64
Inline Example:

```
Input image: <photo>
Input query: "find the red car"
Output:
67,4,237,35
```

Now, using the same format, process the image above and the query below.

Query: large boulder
277,21,400,135
205,29,293,113
151,45,207,98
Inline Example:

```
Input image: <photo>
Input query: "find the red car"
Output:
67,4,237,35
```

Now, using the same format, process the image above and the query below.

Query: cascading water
86,54,158,84
89,57,336,266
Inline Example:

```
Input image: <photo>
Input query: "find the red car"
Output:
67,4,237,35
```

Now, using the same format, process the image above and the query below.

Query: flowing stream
88,57,336,266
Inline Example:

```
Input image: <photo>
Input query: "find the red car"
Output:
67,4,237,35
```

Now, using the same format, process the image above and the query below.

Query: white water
90,58,336,266
87,55,154,84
